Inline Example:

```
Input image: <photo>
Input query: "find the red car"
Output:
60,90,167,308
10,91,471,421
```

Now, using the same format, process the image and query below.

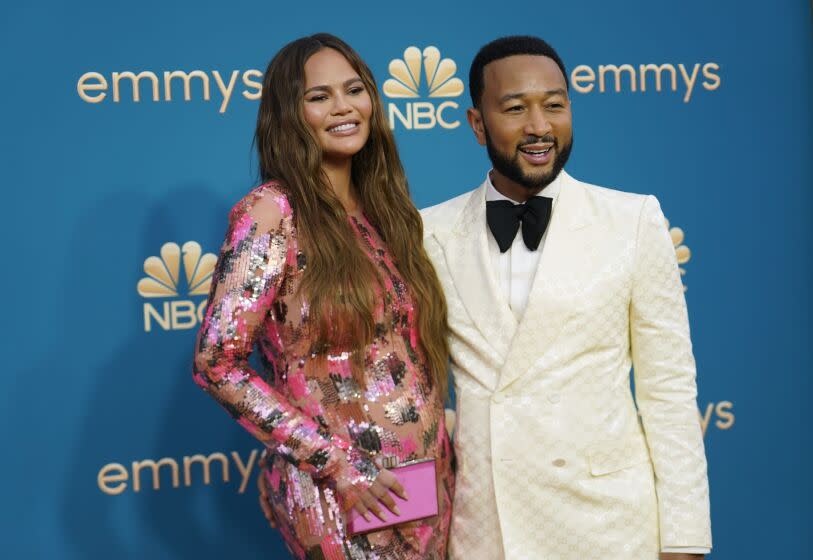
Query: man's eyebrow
304,77,364,95
498,88,567,103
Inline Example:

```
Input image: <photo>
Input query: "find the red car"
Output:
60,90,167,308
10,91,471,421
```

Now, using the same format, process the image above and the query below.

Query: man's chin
517,169,558,191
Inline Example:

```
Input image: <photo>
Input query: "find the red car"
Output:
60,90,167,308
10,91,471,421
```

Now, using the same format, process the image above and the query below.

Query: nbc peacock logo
665,220,691,291
382,46,465,130
137,241,216,332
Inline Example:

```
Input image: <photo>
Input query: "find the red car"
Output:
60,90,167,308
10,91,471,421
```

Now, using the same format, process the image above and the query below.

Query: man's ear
466,107,487,146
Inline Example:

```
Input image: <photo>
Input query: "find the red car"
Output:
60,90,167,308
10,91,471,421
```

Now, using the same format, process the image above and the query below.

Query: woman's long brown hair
254,33,449,398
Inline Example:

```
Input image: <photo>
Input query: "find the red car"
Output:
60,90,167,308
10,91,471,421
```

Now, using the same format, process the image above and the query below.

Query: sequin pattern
193,183,453,559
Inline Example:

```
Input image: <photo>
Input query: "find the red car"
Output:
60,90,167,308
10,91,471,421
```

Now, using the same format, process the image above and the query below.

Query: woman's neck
322,157,358,213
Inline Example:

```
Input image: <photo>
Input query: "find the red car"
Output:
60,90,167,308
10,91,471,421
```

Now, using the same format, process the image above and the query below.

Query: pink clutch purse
346,458,438,535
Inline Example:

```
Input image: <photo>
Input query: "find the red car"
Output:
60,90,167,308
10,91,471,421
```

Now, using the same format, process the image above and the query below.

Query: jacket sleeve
630,195,712,550
192,187,377,501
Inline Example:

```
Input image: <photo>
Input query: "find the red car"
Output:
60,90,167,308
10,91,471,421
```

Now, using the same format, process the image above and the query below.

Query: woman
192,33,454,559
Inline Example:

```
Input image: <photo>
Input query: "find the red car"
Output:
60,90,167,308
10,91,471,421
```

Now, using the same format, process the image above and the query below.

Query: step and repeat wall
2,0,811,558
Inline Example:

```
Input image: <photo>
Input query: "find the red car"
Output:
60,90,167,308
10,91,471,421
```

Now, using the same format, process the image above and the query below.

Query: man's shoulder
571,174,649,208
419,187,479,235
565,173,654,225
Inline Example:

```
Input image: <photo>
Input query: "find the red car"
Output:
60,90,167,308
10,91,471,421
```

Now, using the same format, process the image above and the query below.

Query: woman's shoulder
228,181,293,226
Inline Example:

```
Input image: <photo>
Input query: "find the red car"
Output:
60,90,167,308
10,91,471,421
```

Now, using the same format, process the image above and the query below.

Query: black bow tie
486,197,552,253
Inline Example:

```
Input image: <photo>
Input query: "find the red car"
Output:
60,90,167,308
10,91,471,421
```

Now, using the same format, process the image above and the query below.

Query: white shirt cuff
661,547,711,554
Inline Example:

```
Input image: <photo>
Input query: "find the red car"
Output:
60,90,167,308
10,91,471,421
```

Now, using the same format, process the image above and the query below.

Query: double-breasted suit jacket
421,171,711,559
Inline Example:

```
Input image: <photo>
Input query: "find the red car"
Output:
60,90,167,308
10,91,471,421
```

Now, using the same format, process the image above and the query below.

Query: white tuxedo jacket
421,171,711,559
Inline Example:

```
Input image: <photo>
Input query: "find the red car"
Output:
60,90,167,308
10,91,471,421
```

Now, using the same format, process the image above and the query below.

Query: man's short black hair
469,35,569,107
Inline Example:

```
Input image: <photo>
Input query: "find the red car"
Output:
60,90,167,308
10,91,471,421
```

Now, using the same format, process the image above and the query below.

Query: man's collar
484,170,564,206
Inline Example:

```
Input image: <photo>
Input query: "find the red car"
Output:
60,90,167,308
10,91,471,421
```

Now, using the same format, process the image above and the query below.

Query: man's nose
524,106,552,137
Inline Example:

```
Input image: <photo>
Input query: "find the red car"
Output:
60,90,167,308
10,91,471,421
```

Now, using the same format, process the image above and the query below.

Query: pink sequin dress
193,183,454,559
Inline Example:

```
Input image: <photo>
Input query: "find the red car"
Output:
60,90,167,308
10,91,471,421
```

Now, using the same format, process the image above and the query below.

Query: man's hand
660,554,704,559
445,408,456,437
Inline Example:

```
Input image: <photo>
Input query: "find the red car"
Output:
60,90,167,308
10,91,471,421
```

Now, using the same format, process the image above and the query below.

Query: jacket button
552,458,566,467
492,393,505,404
548,393,561,404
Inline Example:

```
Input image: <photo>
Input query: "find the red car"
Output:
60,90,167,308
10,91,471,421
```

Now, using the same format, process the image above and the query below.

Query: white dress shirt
484,171,561,320
484,170,709,556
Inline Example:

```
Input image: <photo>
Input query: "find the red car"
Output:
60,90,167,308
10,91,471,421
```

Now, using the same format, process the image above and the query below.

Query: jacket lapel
497,172,596,391
435,181,518,364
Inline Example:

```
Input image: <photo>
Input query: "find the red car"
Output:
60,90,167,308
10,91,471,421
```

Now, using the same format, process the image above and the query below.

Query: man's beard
484,126,573,192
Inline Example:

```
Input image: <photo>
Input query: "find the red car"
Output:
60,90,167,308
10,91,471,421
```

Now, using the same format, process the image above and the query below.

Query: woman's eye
307,95,328,102
348,86,365,95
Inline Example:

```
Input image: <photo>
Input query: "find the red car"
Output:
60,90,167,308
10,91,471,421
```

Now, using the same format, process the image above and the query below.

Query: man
421,36,712,559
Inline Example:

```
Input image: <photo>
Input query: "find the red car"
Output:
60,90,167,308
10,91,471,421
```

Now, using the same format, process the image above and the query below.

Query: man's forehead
483,55,566,89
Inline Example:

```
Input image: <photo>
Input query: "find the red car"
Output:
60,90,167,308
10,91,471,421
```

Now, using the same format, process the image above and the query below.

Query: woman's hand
338,467,409,522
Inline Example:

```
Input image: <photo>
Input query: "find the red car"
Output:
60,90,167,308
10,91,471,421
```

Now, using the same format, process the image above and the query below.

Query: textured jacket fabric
421,171,711,559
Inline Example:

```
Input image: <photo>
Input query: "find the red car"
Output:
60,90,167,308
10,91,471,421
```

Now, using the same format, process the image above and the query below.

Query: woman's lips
326,121,360,136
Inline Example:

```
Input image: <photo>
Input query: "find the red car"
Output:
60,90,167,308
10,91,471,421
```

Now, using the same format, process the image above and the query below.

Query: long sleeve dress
193,183,454,560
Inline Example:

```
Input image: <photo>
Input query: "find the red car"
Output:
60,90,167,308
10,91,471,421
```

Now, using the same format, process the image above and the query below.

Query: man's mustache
518,135,556,148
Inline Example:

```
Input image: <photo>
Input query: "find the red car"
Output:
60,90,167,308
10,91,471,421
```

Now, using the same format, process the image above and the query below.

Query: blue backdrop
2,0,812,557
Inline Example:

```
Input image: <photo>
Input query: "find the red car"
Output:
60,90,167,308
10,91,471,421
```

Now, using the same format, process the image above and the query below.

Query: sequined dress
193,183,454,559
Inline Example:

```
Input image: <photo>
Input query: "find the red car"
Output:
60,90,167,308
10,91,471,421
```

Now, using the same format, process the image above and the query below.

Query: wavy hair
254,33,449,397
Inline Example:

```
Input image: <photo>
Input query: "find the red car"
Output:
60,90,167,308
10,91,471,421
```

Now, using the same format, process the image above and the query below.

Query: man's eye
506,105,523,112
